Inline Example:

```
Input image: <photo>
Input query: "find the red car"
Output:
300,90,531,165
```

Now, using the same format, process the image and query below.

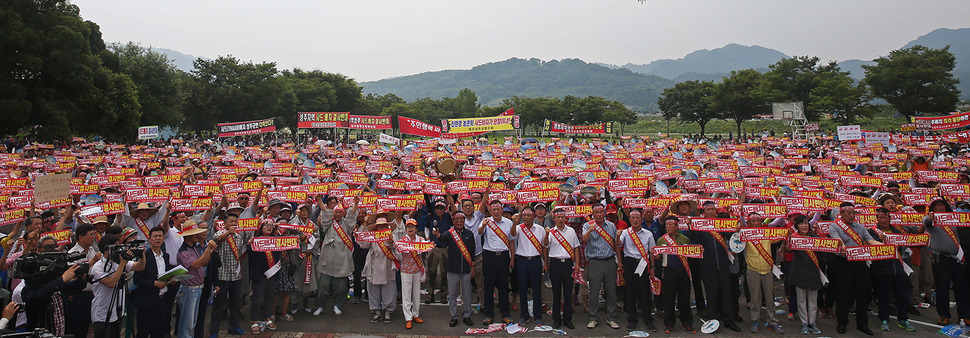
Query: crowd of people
0,132,968,337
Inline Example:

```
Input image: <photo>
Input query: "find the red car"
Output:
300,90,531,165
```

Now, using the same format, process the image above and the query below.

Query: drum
436,156,456,175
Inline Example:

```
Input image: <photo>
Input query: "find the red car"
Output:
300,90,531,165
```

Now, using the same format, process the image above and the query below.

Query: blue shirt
583,220,617,259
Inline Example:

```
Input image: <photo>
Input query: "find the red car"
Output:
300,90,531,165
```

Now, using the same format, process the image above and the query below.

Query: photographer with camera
65,223,101,338
90,233,146,338
20,235,87,336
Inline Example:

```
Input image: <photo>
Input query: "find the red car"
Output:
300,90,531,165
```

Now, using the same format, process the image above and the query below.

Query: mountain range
148,27,970,109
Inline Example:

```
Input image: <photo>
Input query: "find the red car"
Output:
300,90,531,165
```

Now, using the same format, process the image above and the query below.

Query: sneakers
750,321,761,333
880,320,890,331
682,323,697,333
587,320,598,329
482,317,493,325
371,312,382,323
289,308,298,315
937,317,949,325
809,322,821,334
765,323,783,334
383,312,392,324
313,307,323,316
607,321,620,329
898,320,916,332
227,327,246,335
801,323,809,334
333,305,343,316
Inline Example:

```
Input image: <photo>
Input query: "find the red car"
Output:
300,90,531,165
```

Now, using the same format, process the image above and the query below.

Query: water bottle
551,329,568,336
208,288,219,305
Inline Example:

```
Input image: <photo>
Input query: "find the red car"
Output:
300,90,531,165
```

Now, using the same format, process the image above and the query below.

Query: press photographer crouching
89,233,146,338
17,235,89,336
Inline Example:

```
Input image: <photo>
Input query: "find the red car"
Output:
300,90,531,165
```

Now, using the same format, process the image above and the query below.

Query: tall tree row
657,46,961,134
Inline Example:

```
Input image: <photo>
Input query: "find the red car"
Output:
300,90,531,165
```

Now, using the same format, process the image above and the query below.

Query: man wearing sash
616,208,657,331
689,212,741,332
916,197,970,326
453,194,488,305
431,212,476,327
509,206,546,325
118,202,169,241
313,196,359,316
828,202,881,335
543,207,580,330
581,204,620,329
742,212,784,334
655,216,696,334
867,208,917,332
209,213,250,335
477,199,516,325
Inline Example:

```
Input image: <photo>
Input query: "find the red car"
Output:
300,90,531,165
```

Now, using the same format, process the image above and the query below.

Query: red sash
485,218,512,252
332,222,355,252
627,228,651,260
520,224,543,254
662,233,692,280
835,219,865,247
265,251,275,267
750,239,782,277
304,255,313,284
710,231,735,261
940,225,966,261
378,241,401,270
550,227,576,261
135,218,151,238
590,222,616,250
449,228,474,267
227,235,241,262
408,250,425,273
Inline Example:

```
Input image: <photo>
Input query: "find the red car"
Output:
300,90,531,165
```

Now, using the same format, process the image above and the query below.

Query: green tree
809,68,872,124
712,69,769,136
657,80,718,136
758,56,827,121
280,68,365,128
183,56,295,134
863,45,961,118
109,42,184,128
0,0,143,141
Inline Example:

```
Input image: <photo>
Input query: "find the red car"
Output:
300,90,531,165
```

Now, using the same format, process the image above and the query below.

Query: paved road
204,285,960,337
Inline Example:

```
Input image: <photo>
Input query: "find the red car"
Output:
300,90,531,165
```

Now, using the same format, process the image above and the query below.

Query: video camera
14,251,90,285
108,240,145,262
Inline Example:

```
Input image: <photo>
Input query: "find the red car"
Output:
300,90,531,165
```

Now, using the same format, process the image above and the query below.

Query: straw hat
669,195,698,216
877,193,903,207
92,216,110,225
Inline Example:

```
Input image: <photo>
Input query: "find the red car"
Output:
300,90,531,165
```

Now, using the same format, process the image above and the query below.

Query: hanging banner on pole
441,115,519,134
217,118,276,137
297,112,350,128
348,115,392,129
399,108,515,139
543,120,613,134
912,112,970,131
138,126,159,140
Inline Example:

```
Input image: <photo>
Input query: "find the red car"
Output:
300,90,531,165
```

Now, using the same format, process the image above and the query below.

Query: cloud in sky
71,0,970,81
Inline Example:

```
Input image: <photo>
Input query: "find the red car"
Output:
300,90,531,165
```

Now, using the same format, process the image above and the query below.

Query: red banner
912,111,970,131
218,118,276,137
125,187,172,203
787,236,841,253
883,233,929,246
543,120,612,134
349,115,392,129
41,229,72,246
266,190,307,203
222,181,264,194
933,212,970,227
739,227,790,241
251,236,301,252
651,245,704,258
354,229,393,243
80,201,126,218
846,245,899,261
688,218,740,232
170,198,213,211
397,109,514,139
297,112,349,129
395,240,436,253
516,189,559,203
0,208,27,226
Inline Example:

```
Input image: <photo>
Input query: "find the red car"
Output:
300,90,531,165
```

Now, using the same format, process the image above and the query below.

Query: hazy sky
71,0,969,82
